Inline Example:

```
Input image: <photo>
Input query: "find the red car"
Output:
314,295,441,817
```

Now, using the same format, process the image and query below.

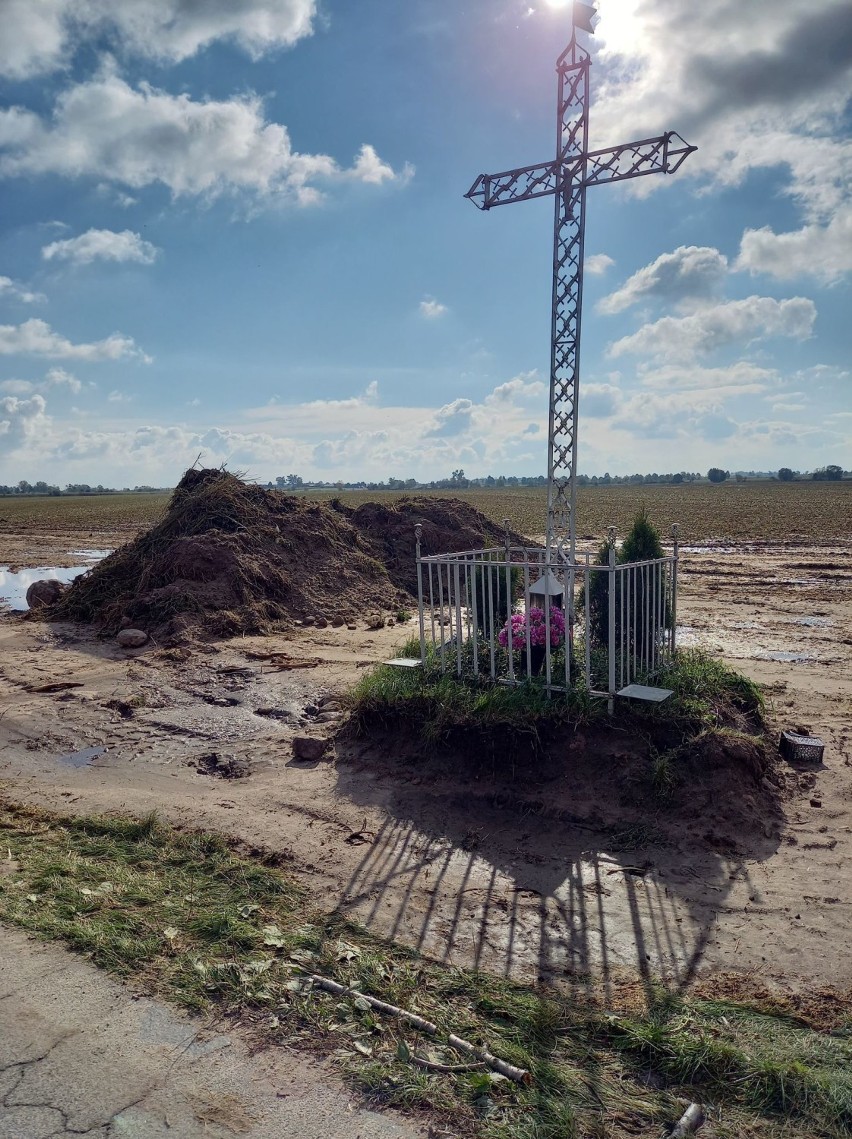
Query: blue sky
0,0,849,486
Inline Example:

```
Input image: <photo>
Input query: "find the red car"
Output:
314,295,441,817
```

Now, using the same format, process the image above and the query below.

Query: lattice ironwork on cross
465,6,696,561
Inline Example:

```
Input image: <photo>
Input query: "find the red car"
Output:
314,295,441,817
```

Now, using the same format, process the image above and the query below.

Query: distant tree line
271,465,848,491
2,464,846,499
0,481,167,496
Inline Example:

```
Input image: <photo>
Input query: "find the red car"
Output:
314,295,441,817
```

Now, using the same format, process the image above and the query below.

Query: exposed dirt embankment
50,468,523,643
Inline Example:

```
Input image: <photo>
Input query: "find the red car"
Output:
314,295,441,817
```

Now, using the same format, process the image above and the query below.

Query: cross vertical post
548,37,589,564
465,7,696,561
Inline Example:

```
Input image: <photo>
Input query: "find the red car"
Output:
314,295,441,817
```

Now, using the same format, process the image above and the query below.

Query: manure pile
52,468,515,642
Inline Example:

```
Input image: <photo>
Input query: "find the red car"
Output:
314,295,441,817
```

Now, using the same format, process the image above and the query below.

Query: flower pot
528,644,546,677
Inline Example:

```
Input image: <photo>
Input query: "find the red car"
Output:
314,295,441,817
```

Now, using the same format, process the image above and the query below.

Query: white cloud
351,144,408,186
42,228,160,265
593,0,852,220
0,379,33,395
0,275,44,304
0,393,48,445
0,368,84,399
772,401,807,413
484,372,545,405
0,73,409,204
0,0,68,80
581,383,621,418
83,0,317,64
425,398,474,437
0,1,317,79
420,297,448,319
107,390,132,403
610,296,816,360
44,366,82,394
610,391,738,442
736,208,852,284
0,318,149,362
585,253,614,276
638,361,778,393
599,246,728,315
2,367,848,485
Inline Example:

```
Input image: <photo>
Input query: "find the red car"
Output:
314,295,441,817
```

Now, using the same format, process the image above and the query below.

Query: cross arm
583,131,696,187
465,131,696,210
465,160,558,211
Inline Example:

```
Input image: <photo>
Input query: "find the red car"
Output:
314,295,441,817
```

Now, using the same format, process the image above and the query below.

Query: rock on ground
292,737,328,761
116,628,148,648
25,580,66,609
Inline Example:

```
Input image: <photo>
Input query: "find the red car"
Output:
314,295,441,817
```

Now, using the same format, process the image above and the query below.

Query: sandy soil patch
0,533,849,1002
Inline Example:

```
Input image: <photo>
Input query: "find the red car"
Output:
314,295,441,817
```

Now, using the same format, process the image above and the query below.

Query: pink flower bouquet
498,606,566,651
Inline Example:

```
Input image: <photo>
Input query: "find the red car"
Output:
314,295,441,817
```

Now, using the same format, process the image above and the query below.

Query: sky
0,0,849,487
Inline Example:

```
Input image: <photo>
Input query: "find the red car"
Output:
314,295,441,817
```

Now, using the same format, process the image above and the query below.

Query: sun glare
539,1,642,56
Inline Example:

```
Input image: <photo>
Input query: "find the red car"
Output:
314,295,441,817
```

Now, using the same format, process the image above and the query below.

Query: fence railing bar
523,561,532,680
468,562,479,676
488,558,497,679
453,561,463,677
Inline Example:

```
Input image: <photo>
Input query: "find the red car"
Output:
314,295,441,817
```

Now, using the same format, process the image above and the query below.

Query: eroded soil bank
1,531,850,1003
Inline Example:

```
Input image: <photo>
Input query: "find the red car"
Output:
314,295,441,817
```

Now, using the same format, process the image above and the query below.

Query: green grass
1,801,850,1137
347,642,765,765
655,649,765,727
346,636,594,757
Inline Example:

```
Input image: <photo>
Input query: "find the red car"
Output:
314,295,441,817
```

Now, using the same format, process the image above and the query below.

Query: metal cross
465,8,695,562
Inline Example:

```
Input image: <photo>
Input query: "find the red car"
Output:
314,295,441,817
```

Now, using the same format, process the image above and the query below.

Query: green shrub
580,510,670,653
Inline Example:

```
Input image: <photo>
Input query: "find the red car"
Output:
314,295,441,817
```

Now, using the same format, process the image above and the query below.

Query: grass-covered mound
50,468,519,642
345,645,776,836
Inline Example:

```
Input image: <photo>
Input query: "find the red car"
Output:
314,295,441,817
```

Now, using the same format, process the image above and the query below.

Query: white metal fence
414,524,679,705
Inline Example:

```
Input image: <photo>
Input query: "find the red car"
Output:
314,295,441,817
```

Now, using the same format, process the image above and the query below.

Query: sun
543,0,572,8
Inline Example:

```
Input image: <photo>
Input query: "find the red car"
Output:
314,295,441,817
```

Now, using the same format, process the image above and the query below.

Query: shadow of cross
465,12,695,559
333,795,772,1008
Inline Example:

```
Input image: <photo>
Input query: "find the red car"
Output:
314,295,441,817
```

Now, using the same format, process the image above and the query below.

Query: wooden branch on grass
303,971,531,1084
447,1033,532,1084
669,1103,705,1137
412,1057,486,1074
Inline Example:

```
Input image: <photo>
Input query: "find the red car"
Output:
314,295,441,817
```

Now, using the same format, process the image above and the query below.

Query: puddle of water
680,545,738,554
0,549,110,610
57,746,106,768
69,548,112,561
755,651,817,663
790,616,834,628
0,565,90,610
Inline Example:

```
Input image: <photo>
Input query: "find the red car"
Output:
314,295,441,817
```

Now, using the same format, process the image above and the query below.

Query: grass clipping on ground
2,801,850,1139
49,467,520,643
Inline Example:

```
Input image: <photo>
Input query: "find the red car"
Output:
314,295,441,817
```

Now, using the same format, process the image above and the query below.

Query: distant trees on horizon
1,465,847,497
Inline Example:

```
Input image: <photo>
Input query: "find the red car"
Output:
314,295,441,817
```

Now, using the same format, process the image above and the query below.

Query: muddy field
0,497,850,1005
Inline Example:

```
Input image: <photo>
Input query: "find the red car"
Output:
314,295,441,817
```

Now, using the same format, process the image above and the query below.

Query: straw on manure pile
51,468,516,642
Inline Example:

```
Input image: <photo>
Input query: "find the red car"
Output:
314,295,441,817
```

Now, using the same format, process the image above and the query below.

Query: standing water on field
0,550,110,611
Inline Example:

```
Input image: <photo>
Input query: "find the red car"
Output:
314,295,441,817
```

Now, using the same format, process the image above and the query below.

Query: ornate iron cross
466,9,695,561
